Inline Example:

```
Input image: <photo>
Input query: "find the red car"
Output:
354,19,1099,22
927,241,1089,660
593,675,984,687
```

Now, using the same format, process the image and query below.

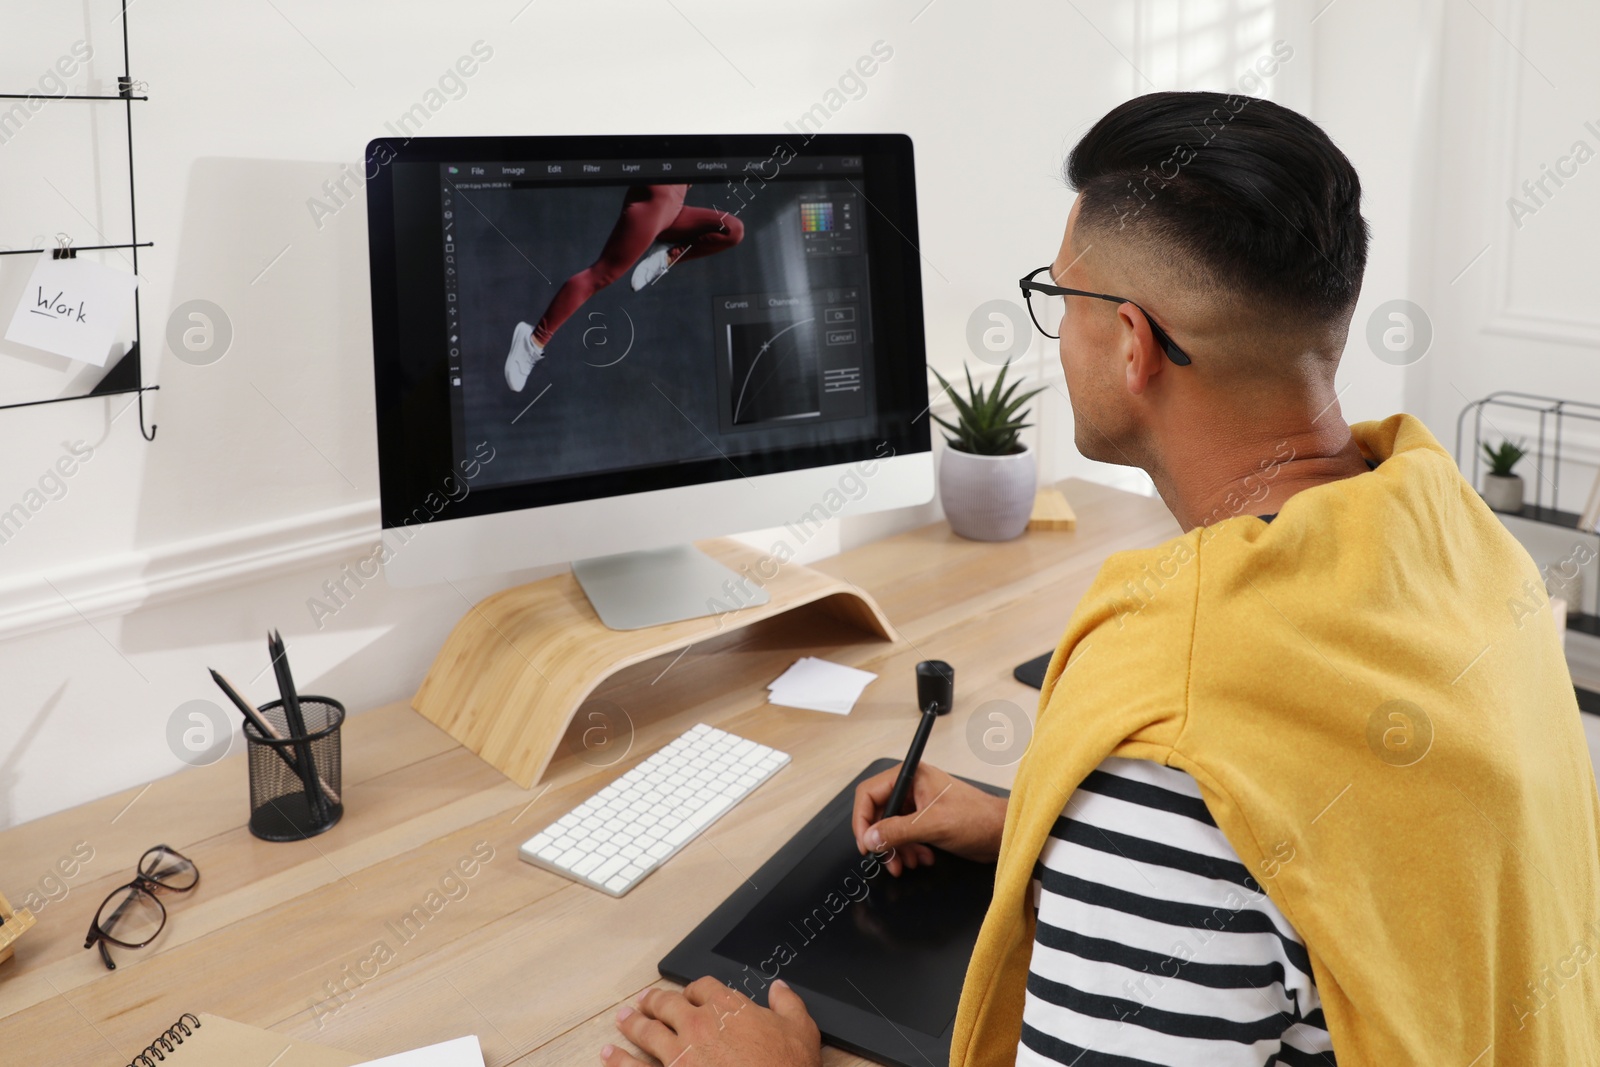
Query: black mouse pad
660,758,1007,1067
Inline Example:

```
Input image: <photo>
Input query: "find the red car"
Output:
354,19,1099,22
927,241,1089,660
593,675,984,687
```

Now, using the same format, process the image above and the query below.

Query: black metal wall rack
0,0,157,440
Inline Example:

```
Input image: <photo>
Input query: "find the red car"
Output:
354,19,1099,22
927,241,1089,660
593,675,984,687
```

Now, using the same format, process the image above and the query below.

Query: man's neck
1147,408,1372,532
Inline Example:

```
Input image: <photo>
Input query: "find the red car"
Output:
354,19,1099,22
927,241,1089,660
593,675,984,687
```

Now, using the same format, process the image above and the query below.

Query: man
599,92,1600,1067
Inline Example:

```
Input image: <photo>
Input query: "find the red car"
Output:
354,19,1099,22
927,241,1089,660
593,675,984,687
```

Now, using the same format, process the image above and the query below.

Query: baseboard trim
0,501,380,642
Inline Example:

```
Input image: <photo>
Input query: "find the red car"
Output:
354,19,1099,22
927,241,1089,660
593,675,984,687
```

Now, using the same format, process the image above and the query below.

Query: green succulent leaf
1481,437,1528,477
928,360,1040,455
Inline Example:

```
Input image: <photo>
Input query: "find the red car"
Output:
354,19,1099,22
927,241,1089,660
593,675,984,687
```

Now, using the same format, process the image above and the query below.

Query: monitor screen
366,134,930,533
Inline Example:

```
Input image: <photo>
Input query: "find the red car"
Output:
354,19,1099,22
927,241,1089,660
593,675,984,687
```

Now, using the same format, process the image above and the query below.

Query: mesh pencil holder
243,697,345,842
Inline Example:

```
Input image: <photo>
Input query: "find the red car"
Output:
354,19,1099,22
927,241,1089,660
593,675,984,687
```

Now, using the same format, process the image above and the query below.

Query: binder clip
51,233,76,260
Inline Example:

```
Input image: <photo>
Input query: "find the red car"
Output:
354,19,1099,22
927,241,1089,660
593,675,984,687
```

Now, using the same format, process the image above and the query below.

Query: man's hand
602,977,822,1067
851,761,1008,876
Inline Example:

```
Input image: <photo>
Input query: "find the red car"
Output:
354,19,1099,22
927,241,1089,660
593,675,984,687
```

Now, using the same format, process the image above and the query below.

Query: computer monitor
364,133,933,629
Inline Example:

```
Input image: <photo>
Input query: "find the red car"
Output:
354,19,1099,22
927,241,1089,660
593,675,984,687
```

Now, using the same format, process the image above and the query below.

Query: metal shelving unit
1456,392,1600,638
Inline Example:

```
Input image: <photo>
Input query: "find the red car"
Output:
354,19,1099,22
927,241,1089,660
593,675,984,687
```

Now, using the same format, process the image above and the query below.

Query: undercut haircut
1066,91,1369,326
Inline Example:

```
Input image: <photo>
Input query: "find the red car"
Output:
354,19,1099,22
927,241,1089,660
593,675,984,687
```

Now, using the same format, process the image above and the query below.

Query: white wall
0,0,1459,828
1392,0,1600,683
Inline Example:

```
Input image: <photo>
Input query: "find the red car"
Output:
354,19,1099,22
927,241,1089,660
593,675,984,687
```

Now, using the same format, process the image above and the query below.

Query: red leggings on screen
533,184,745,347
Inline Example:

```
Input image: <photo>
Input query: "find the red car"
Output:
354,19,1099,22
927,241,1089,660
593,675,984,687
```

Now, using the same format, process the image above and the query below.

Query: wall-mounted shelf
0,1,157,441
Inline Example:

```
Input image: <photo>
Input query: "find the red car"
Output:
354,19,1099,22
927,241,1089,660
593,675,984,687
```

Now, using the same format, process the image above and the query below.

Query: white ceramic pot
939,444,1037,541
1483,473,1524,513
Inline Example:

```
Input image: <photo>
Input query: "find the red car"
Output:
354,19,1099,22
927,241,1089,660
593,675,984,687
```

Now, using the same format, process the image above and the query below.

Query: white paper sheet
768,656,877,715
351,1036,483,1067
3,255,139,367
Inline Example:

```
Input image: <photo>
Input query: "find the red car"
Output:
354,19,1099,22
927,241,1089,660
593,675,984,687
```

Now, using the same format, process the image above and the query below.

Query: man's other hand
602,977,822,1067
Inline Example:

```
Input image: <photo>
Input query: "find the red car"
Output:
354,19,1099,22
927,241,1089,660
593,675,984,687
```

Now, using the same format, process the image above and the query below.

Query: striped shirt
1018,757,1337,1066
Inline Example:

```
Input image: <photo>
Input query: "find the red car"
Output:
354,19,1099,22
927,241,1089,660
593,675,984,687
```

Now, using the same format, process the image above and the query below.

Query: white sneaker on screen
504,321,543,392
630,243,676,291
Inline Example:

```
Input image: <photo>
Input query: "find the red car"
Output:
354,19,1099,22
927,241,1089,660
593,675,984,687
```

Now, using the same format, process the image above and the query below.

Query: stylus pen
883,708,938,820
882,660,956,820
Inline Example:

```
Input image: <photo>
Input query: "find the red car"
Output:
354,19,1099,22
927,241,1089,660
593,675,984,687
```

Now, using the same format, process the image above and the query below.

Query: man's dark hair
1066,90,1369,325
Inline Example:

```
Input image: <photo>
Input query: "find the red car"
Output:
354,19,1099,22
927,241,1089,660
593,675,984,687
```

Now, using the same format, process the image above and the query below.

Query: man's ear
1117,302,1167,397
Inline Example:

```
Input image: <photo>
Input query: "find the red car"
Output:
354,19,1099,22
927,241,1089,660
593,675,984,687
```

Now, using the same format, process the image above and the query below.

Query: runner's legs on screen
504,184,746,391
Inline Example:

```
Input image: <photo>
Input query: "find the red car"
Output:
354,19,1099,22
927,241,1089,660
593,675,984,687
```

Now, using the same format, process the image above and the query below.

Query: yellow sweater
951,413,1600,1065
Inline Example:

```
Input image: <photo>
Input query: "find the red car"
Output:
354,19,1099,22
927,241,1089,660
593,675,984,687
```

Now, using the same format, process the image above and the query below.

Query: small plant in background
929,362,1045,456
1482,438,1528,477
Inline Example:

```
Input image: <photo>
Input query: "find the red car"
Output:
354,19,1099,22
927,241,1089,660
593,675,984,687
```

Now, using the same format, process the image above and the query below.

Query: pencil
268,631,328,821
210,667,341,806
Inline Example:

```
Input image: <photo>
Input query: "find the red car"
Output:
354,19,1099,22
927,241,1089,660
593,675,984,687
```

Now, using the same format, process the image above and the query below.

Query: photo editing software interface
438,153,879,491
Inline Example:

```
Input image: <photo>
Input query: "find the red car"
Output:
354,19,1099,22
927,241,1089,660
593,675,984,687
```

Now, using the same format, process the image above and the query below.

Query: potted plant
1481,438,1527,513
930,362,1045,541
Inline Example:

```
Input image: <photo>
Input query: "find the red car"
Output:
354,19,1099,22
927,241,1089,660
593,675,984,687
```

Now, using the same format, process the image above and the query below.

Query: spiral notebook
120,1013,363,1067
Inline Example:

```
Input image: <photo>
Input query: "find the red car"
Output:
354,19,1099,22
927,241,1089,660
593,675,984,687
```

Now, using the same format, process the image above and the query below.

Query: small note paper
4,255,139,367
768,656,878,715
352,1036,483,1066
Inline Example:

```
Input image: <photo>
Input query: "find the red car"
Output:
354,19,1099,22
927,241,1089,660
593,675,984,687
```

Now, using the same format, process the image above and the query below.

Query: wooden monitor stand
411,538,898,788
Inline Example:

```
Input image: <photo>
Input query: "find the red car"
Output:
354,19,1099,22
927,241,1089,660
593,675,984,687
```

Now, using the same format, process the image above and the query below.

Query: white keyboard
519,724,790,897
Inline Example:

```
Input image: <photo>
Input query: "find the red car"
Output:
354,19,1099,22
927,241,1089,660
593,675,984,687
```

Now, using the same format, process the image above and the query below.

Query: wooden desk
0,479,1177,1066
